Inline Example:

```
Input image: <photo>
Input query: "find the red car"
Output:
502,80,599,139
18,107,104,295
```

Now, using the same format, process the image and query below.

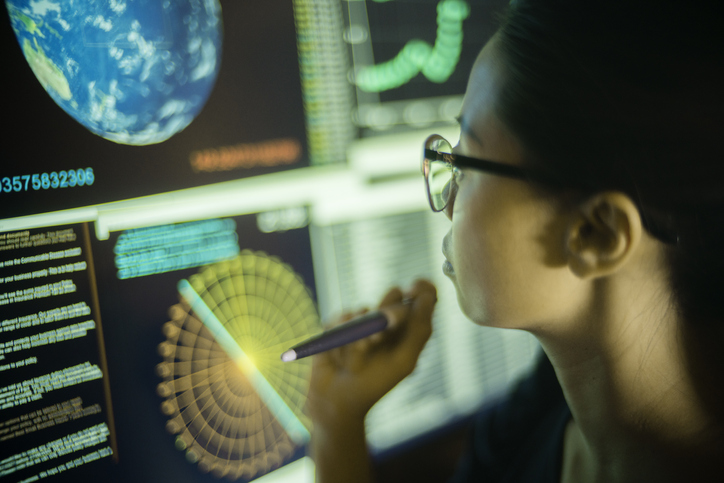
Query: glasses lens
425,136,454,211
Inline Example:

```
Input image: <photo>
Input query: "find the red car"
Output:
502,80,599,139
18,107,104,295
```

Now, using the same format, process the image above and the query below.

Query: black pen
280,298,414,362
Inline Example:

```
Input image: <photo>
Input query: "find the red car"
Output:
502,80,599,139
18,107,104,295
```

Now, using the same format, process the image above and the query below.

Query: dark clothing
449,354,571,482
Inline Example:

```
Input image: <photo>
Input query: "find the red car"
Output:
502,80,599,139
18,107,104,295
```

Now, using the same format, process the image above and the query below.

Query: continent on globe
6,0,223,145
23,37,73,100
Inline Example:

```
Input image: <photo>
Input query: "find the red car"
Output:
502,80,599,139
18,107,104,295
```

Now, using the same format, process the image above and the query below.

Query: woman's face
443,39,583,330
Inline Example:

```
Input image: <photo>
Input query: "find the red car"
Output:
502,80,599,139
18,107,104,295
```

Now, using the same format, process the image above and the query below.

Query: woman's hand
307,279,437,430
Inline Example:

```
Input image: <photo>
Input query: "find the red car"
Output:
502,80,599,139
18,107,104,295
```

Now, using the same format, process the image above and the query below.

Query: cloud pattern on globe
6,0,222,145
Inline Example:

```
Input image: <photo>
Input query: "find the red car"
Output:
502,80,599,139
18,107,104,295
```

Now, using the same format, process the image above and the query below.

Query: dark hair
495,0,724,322
494,0,724,417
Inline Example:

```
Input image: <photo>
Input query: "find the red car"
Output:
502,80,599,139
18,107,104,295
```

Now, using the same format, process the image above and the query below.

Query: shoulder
450,353,570,483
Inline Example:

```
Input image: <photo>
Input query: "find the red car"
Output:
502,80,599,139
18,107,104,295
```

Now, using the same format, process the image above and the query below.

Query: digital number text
1,169,95,193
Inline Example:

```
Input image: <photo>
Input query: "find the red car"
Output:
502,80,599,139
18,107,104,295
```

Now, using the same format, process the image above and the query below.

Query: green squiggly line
355,0,470,92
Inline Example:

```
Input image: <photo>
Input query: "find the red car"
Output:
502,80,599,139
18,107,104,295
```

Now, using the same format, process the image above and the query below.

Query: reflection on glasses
421,133,561,212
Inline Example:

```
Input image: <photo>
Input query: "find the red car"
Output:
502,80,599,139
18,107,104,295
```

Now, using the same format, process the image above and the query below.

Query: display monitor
343,0,507,135
1,1,539,482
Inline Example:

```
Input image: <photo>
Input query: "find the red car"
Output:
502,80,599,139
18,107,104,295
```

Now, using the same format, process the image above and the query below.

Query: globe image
6,0,223,145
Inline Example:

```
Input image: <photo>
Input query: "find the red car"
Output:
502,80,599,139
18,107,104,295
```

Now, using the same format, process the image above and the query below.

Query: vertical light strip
177,279,310,445
293,0,355,165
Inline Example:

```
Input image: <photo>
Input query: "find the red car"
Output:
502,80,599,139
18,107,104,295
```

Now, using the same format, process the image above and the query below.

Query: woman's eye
453,167,465,183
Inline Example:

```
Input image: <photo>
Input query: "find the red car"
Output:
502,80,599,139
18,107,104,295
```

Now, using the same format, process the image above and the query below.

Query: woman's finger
377,287,404,309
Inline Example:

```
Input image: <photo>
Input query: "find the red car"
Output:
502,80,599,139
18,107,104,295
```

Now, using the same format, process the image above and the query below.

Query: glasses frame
422,134,563,212
422,134,681,245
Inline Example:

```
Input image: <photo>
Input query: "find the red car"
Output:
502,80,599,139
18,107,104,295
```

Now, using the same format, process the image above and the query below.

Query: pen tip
281,350,297,362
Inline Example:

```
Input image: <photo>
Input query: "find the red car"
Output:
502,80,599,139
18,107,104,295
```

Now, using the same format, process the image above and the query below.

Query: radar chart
155,250,321,480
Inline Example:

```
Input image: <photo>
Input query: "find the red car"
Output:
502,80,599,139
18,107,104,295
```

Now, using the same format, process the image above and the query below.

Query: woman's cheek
451,214,490,320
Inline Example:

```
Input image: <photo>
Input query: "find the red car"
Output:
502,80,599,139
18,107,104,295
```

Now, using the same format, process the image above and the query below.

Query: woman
308,1,724,481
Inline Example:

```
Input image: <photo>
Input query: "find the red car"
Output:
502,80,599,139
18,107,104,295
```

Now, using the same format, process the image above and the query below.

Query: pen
280,298,414,362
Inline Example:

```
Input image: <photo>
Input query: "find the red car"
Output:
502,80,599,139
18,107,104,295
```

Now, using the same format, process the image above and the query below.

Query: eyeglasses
421,134,682,244
421,134,562,212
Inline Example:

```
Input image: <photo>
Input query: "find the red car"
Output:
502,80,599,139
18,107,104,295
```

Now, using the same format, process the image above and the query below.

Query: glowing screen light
114,219,239,279
354,0,470,92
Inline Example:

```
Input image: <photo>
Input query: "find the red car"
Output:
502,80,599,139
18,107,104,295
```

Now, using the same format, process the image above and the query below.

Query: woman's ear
565,192,643,279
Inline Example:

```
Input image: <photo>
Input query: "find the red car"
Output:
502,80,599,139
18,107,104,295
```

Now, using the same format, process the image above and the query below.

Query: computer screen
344,0,503,135
1,1,537,482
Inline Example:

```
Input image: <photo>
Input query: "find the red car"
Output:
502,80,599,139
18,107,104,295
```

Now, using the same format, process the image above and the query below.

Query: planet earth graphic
5,0,223,145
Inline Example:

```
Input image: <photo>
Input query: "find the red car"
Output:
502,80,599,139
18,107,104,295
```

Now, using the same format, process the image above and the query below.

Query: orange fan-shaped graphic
156,250,321,480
